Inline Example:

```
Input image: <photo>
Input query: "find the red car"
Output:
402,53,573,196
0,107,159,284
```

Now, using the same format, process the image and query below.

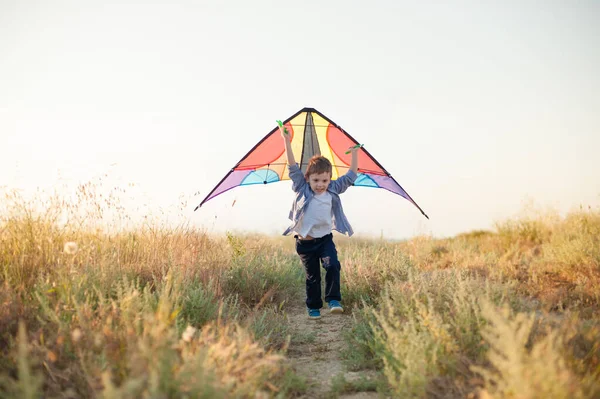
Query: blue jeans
295,233,341,309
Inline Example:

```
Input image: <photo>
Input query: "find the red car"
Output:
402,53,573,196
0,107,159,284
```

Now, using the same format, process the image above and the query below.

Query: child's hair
305,156,332,179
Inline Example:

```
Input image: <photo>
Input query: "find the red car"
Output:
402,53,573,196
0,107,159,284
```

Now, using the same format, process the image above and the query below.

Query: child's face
307,172,331,194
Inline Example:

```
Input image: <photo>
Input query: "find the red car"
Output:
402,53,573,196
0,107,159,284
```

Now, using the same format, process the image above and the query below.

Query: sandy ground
285,300,382,399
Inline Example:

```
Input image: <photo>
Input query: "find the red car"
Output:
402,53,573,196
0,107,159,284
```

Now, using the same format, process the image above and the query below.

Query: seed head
71,328,83,342
63,242,78,255
182,325,197,342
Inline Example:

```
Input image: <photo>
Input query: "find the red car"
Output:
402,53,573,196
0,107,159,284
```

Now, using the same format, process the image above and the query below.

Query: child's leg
321,234,341,304
295,238,323,309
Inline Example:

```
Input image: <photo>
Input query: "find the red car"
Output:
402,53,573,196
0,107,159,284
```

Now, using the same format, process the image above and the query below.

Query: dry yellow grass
1,185,599,398
337,207,600,398
0,187,303,397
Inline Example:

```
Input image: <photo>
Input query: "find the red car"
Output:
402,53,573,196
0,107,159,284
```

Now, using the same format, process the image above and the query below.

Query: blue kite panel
241,170,281,185
354,173,378,188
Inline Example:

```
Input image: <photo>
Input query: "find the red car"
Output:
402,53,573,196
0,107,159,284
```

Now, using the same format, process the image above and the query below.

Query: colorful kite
194,107,428,219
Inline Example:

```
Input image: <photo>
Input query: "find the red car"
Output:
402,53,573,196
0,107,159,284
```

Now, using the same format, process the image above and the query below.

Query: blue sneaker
307,308,321,320
328,300,344,314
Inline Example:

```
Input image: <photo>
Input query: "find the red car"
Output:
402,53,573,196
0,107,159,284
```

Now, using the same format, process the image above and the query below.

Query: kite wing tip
194,204,201,211
423,212,429,220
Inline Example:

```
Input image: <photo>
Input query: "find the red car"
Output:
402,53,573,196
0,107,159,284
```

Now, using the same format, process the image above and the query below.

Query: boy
279,125,359,320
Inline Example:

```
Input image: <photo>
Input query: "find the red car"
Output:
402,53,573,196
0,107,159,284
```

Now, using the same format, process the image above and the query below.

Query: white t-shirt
295,191,333,238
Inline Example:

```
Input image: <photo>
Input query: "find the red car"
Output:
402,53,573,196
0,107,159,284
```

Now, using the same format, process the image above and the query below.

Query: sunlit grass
0,187,304,397
338,206,600,398
1,184,599,398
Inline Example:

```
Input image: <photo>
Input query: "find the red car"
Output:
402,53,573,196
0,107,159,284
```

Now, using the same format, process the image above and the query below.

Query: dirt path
285,301,381,399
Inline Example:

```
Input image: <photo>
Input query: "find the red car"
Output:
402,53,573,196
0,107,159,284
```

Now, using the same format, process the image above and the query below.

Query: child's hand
348,144,361,173
279,120,296,165
278,124,290,141
345,144,363,154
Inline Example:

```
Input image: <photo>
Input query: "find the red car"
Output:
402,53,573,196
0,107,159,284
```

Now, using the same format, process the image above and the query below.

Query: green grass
1,186,599,398
326,373,382,398
334,207,600,398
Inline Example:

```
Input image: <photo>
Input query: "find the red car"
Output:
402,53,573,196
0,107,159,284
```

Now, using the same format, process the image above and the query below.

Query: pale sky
1,1,599,240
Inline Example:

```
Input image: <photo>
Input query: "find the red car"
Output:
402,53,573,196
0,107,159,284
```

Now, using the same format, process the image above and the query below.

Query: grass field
1,187,599,398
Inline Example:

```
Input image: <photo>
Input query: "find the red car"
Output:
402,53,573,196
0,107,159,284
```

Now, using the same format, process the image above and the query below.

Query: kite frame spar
194,107,428,219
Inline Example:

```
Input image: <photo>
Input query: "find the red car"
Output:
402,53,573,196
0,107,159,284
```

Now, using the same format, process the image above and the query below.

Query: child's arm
280,125,296,166
280,124,306,192
349,145,359,174
329,145,360,194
